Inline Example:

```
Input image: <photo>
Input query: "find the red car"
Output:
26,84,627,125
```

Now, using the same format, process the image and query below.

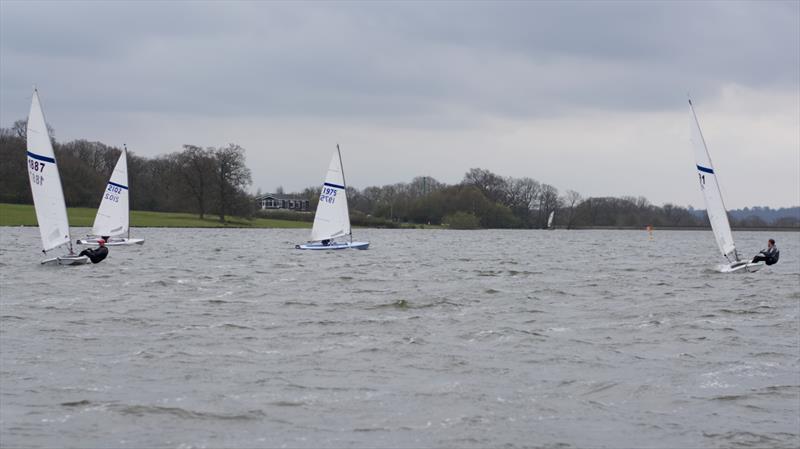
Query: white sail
689,99,737,261
547,211,555,228
26,89,71,252
310,148,351,242
92,147,129,237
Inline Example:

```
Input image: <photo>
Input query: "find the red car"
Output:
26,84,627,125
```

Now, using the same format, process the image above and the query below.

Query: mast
124,144,130,240
337,144,353,244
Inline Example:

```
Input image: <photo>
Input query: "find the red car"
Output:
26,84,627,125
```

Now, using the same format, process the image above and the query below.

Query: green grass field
0,203,310,228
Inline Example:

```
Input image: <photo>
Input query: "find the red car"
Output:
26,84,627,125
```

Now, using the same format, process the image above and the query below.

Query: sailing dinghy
689,98,762,273
77,145,145,246
26,89,89,265
547,211,555,230
296,145,369,250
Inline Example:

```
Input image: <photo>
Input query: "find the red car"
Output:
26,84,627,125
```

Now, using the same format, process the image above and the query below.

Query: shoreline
2,224,797,232
1,203,796,232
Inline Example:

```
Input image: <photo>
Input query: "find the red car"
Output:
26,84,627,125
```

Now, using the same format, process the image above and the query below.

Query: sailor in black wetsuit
79,238,109,264
751,239,779,266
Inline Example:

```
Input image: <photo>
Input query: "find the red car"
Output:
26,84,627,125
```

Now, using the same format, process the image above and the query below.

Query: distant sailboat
547,211,555,230
296,145,369,250
688,97,762,273
26,88,89,265
77,145,145,246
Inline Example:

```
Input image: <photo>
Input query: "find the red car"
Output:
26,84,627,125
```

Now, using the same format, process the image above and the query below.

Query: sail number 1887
28,159,46,173
28,159,46,185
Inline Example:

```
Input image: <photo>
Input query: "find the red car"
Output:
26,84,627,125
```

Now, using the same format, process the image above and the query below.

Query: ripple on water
0,228,797,448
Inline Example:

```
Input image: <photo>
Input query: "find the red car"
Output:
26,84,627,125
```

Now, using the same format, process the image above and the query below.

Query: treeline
710,207,800,228
290,169,706,229
0,121,253,222
2,121,797,229
284,168,799,229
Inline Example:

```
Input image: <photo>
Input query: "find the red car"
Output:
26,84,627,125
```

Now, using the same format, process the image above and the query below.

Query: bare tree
562,189,583,229
538,184,561,228
409,176,443,198
505,177,540,226
214,143,252,222
179,145,216,219
13,119,55,142
462,168,508,204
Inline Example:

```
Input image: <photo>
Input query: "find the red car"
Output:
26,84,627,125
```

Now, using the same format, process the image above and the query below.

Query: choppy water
0,227,798,448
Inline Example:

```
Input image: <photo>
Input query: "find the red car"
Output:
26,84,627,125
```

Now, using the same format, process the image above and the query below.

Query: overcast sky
1,1,798,208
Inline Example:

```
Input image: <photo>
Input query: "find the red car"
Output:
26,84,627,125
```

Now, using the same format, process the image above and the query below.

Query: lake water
1,227,798,448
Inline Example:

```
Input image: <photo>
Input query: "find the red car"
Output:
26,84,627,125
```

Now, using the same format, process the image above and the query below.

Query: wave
369,298,460,310
116,404,265,421
702,431,797,448
213,323,255,330
60,400,92,407
268,400,305,407
718,308,762,315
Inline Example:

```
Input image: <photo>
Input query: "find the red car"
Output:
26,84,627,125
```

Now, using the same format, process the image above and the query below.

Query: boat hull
77,237,145,246
41,255,90,266
296,241,369,250
718,260,764,273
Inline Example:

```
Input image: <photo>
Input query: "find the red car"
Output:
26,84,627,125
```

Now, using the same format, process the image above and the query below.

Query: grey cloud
2,1,797,126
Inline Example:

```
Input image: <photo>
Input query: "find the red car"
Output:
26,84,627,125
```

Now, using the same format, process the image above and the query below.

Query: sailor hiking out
751,239,779,266
79,239,109,264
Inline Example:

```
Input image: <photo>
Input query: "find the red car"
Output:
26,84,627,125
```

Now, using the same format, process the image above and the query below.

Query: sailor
751,239,780,265
79,239,109,264
321,239,331,246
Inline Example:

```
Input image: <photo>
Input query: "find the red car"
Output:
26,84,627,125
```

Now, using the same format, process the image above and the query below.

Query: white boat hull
77,237,145,246
296,241,369,250
718,260,764,273
41,254,90,266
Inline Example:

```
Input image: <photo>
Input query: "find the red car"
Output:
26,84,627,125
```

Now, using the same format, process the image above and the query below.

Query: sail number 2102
104,184,122,203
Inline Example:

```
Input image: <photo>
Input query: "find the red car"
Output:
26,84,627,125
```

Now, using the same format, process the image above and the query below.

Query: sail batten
309,148,351,242
689,99,737,261
26,89,71,253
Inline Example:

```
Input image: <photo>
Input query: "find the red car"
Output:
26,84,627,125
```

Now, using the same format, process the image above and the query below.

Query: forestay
689,99,737,261
309,149,351,242
26,89,71,252
92,147,129,237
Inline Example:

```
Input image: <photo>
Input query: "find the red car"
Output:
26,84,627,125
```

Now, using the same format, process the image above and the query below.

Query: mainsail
26,89,71,252
689,98,737,261
92,146,130,237
309,147,351,242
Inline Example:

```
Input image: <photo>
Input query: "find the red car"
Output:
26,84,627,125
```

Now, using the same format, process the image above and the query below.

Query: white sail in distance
26,89,71,252
310,148,351,242
547,211,555,228
689,98,737,261
92,146,130,237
